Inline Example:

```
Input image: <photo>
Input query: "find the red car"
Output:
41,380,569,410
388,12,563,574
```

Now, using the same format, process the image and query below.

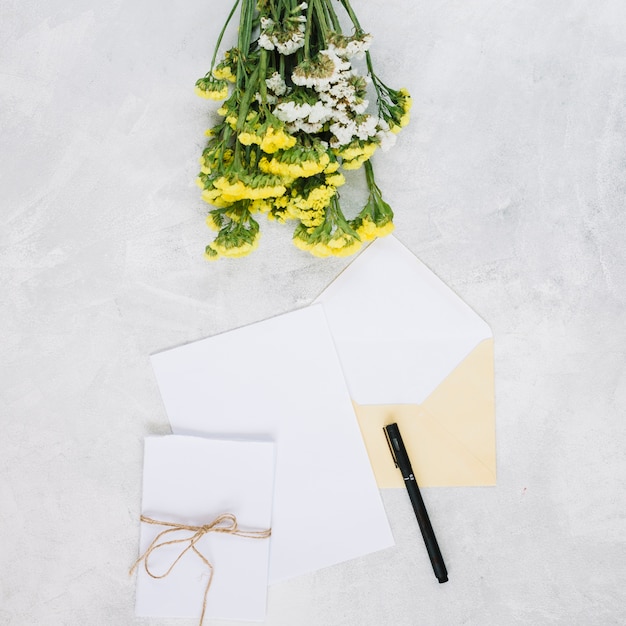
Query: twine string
130,513,271,625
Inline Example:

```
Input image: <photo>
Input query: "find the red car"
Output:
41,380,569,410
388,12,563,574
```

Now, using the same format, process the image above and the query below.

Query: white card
134,435,275,622
150,305,394,583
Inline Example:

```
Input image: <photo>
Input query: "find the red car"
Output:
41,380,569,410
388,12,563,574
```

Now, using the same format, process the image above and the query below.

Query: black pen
384,422,448,583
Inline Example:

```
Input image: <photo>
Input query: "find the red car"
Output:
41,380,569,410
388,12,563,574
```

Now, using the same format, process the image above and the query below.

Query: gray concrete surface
2,0,625,624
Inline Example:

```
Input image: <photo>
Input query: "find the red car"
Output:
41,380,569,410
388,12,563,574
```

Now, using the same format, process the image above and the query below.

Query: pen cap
385,422,410,470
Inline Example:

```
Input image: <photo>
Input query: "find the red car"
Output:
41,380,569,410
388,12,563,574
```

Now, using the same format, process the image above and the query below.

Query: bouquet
195,0,411,259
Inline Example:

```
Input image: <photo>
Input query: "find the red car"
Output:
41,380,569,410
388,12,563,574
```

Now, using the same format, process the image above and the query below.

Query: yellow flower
204,208,261,260
238,131,262,146
337,147,361,161
308,241,333,257
293,236,332,257
327,234,361,254
194,78,229,100
206,241,255,259
212,175,286,203
306,186,336,211
325,172,345,187
199,159,211,175
292,236,313,252
194,85,226,100
377,221,395,236
201,188,231,208
398,88,413,111
355,215,395,241
324,159,340,173
251,198,273,214
300,209,325,227
259,153,329,179
260,126,297,153
390,112,410,133
212,65,236,83
331,238,362,257
207,235,260,259
337,142,377,166
342,156,369,170
205,213,222,231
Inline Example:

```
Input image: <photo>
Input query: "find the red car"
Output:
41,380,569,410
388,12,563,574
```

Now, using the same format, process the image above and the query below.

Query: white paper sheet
314,235,493,404
150,305,394,583
135,435,275,621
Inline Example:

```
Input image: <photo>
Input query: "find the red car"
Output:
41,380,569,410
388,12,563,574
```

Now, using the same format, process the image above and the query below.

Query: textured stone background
2,0,625,624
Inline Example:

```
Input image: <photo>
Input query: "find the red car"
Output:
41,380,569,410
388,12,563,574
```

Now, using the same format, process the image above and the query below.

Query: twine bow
130,513,271,625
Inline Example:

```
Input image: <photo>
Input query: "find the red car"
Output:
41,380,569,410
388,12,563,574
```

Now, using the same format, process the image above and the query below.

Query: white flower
377,127,397,151
355,114,378,140
329,81,353,100
274,101,312,123
345,34,373,59
330,120,357,146
266,72,287,96
259,15,306,56
275,30,305,55
329,34,374,60
297,121,325,134
307,101,333,124
330,107,351,125
255,91,277,105
259,33,275,51
352,99,369,114
291,49,350,91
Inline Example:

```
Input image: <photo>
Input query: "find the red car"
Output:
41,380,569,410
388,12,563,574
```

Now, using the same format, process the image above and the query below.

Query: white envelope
134,435,275,622
314,235,496,487
150,306,394,583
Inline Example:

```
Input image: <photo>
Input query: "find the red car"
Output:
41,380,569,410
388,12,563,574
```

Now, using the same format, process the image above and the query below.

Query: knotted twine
130,513,271,625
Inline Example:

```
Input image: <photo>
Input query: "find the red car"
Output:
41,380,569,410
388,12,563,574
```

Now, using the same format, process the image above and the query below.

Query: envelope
314,235,496,488
150,305,394,583
134,435,275,622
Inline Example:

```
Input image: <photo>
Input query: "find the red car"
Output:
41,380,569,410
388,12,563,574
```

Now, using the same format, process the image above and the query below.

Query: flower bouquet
195,0,411,259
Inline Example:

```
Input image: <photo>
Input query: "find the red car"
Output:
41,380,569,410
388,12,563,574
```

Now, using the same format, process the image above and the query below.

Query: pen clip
383,425,399,468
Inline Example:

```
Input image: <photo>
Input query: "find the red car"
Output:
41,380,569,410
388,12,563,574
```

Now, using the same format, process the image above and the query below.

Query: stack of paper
134,235,496,620
135,436,275,622
150,305,394,584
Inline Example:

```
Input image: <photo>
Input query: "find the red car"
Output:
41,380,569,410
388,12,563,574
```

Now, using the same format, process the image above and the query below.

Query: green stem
258,49,269,103
219,128,232,168
364,159,379,193
238,0,256,60
329,194,359,237
323,0,342,33
304,0,315,59
233,62,260,166
209,0,241,73
338,0,363,33
241,63,261,125
313,0,331,48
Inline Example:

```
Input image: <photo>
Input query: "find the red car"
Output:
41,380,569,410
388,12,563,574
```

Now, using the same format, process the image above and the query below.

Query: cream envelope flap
353,338,496,487
315,235,496,487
